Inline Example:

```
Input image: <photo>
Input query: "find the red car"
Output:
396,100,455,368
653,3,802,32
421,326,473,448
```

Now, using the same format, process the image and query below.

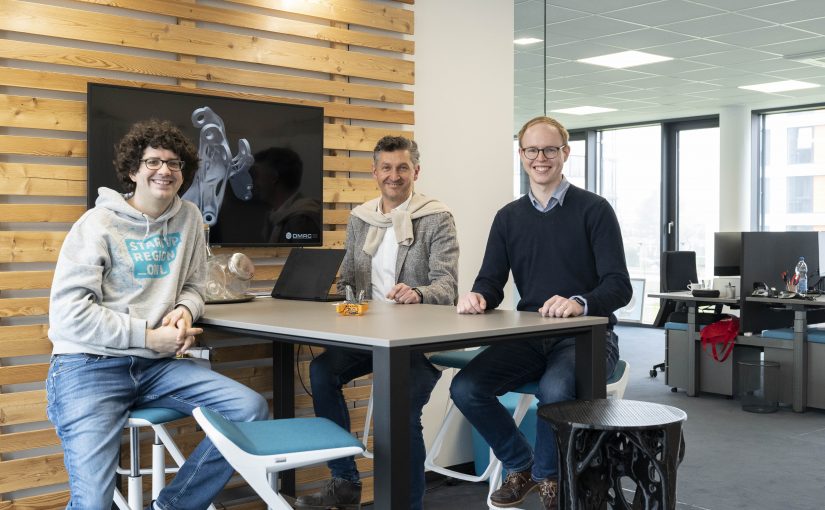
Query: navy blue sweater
472,186,632,326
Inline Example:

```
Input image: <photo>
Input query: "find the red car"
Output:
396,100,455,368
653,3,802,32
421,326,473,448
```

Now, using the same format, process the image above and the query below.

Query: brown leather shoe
489,469,538,507
537,477,559,510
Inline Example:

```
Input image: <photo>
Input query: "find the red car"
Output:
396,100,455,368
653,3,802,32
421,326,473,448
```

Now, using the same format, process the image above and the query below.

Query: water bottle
796,256,808,295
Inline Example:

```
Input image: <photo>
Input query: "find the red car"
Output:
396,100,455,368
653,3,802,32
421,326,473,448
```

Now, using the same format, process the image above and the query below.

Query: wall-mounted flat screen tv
87,83,324,247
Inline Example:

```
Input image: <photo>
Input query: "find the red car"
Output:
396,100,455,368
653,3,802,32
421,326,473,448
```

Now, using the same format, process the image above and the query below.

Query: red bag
700,317,739,362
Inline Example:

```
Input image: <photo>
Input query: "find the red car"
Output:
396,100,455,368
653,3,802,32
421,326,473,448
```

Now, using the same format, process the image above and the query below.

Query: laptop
270,248,347,301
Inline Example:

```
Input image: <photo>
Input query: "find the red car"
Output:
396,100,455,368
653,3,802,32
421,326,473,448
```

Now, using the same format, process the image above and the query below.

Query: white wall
415,0,514,466
719,106,753,232
414,0,515,303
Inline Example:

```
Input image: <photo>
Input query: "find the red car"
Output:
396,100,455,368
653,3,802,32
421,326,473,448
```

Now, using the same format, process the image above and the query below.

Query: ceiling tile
515,0,548,29
788,18,825,36
663,13,772,38
689,0,793,9
605,0,724,26
545,40,629,60
742,0,825,25
686,48,780,66
642,38,733,58
759,36,825,57
545,60,600,77
710,25,820,47
546,15,646,39
592,28,694,49
515,51,547,69
582,69,655,83
547,0,663,15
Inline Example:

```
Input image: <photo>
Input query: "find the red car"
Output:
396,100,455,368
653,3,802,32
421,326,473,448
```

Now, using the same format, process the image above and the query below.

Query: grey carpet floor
395,325,825,510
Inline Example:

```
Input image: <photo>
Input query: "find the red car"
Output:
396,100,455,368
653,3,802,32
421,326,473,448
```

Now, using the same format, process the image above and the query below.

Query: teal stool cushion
761,328,825,343
198,407,363,456
429,347,487,369
130,407,187,424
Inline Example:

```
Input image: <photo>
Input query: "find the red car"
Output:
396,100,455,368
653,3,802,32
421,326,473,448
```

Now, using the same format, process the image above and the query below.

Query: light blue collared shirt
526,176,587,315
528,176,571,212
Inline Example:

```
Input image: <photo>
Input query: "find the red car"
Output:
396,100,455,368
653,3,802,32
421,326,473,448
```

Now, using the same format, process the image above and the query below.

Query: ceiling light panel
738,80,820,93
551,106,618,115
578,50,673,69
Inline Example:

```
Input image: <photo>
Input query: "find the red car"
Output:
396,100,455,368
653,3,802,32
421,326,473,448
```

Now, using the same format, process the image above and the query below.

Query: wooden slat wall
0,0,413,507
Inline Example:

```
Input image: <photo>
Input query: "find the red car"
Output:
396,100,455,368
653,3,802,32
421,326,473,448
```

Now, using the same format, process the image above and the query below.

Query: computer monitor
714,232,742,276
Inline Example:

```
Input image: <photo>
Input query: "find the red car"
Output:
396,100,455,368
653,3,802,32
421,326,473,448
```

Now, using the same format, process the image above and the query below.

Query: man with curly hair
46,119,269,510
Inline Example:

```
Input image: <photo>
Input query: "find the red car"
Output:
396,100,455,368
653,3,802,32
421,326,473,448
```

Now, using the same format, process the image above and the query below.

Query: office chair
651,250,725,378
651,251,698,377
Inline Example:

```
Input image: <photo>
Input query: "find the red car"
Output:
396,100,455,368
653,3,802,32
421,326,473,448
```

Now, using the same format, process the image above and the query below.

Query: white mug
688,282,705,291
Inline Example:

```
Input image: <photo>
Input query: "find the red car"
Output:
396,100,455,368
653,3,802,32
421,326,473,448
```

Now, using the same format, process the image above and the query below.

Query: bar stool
193,407,365,510
113,407,217,510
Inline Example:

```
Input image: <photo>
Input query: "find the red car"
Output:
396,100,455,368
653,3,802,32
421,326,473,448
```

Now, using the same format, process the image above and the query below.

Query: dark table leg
272,341,296,495
372,345,411,509
575,324,606,399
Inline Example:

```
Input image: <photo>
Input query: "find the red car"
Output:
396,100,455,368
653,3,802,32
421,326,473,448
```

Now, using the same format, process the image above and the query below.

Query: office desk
199,297,608,509
746,295,825,412
649,291,738,397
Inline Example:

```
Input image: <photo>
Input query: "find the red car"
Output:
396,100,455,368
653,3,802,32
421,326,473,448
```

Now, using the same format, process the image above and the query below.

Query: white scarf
351,193,451,256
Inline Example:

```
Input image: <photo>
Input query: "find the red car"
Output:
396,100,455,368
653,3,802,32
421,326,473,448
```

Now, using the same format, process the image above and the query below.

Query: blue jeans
309,348,441,510
450,330,619,481
45,354,269,510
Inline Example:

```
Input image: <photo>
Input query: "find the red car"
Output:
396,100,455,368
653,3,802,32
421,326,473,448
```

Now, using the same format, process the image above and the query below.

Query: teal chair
192,407,364,510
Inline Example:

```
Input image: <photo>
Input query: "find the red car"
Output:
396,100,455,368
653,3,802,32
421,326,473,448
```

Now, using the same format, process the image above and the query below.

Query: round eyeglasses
521,145,566,160
141,158,185,172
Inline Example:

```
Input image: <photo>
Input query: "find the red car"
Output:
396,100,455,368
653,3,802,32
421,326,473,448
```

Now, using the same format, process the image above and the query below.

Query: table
538,399,686,510
746,295,825,412
649,291,738,397
199,297,609,509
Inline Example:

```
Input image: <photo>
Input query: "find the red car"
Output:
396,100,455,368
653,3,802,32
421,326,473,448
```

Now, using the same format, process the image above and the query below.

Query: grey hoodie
48,187,207,358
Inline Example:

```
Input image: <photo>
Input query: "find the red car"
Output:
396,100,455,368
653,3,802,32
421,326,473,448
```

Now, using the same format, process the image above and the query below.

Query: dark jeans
450,330,619,481
309,348,441,510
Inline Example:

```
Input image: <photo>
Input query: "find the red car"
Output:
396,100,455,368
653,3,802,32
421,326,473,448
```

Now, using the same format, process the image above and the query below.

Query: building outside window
761,109,825,231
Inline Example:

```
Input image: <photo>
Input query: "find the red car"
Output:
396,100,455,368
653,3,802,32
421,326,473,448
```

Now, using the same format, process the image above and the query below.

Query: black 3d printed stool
538,399,686,510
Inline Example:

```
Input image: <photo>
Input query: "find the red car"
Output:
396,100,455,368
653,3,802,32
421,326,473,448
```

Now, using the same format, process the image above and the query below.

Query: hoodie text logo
125,233,182,278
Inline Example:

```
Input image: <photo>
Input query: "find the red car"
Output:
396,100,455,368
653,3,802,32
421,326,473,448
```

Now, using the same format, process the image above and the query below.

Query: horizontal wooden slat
0,45,413,106
0,297,49,318
324,155,373,173
0,94,85,132
0,389,47,426
0,428,60,454
324,209,353,225
0,363,49,385
0,204,84,223
324,177,378,203
0,162,86,196
2,0,414,84
0,232,66,263
76,0,414,54
0,135,85,158
0,324,51,357
0,270,54,291
323,124,411,152
227,0,414,34
0,453,67,493
0,491,70,509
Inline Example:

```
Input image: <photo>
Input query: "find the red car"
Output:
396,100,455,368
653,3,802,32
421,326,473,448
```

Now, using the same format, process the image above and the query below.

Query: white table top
199,297,608,348
745,295,825,307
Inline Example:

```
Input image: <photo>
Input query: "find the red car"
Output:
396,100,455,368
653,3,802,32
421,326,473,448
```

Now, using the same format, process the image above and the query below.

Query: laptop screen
271,248,346,301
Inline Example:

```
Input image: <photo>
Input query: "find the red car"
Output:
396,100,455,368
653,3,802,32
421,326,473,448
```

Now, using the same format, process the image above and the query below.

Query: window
760,108,825,231
788,126,814,164
787,176,813,213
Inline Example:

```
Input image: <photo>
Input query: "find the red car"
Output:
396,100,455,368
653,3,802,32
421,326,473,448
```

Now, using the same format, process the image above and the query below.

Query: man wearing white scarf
295,136,459,510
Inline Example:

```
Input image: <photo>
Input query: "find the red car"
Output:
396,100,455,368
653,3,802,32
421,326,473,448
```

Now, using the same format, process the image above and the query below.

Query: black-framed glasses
141,158,185,172
521,145,566,160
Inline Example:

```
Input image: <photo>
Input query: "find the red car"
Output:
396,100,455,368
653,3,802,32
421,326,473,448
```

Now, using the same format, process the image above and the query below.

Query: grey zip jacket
48,187,207,358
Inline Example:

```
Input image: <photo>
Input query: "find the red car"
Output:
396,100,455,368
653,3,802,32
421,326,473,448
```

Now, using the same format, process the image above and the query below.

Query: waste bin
738,360,780,413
